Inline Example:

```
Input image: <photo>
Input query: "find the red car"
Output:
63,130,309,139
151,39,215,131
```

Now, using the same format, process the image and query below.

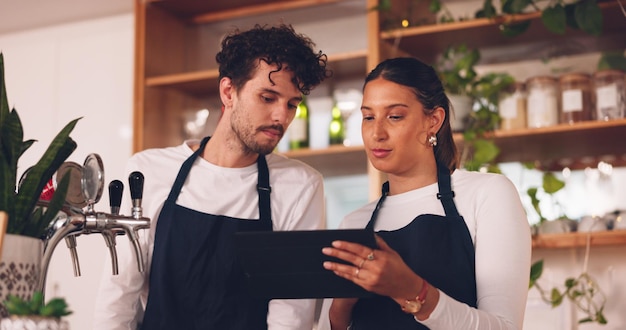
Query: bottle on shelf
559,72,593,124
526,75,559,128
498,81,527,131
288,96,310,150
329,103,345,145
593,69,625,121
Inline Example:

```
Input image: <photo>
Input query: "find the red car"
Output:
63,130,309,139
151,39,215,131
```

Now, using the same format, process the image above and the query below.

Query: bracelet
400,280,429,315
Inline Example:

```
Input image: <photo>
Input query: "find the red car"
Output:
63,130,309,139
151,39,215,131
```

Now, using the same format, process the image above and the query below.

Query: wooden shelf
380,1,626,65
532,230,626,249
280,145,368,177
454,119,626,170
149,0,343,24
143,50,367,97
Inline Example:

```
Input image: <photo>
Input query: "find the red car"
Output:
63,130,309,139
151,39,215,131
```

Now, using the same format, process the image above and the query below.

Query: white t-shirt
93,140,325,330
318,169,531,330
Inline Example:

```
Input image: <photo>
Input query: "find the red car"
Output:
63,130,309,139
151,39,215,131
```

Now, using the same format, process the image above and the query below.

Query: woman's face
360,78,435,177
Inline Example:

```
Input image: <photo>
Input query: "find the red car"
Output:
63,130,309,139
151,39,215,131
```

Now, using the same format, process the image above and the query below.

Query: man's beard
232,122,283,155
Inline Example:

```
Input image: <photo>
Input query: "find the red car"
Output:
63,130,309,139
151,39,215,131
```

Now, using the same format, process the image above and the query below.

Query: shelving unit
488,118,626,170
135,0,626,249
378,1,626,65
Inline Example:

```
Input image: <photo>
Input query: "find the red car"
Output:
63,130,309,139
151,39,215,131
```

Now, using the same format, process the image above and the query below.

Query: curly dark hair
215,24,331,95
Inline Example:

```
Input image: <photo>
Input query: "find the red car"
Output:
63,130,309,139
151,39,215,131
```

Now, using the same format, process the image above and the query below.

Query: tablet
234,229,377,299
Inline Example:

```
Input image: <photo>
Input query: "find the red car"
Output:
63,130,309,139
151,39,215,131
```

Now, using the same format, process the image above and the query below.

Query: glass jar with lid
498,81,526,131
526,75,559,128
592,69,625,121
559,72,593,124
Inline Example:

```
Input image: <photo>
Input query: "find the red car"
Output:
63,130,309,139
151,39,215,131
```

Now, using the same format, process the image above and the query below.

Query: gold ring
358,258,366,269
355,268,360,278
367,251,375,261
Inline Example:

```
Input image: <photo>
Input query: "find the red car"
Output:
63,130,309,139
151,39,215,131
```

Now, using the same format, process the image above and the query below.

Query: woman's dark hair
364,57,458,171
216,24,331,95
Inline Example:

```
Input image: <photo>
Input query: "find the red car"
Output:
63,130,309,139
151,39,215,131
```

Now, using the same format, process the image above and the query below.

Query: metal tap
36,155,151,294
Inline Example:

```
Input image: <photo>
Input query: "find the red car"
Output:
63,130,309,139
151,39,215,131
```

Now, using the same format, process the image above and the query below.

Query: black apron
141,137,272,330
350,163,477,329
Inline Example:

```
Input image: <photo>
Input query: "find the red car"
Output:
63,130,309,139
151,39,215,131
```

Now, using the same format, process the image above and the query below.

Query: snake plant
0,52,80,238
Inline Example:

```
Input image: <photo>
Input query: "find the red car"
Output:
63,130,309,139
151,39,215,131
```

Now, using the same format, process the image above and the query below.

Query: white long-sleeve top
318,169,531,330
93,140,325,330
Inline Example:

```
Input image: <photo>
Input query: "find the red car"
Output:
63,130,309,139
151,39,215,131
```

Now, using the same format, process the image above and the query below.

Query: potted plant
436,44,480,132
0,52,79,315
434,44,514,171
1,291,71,330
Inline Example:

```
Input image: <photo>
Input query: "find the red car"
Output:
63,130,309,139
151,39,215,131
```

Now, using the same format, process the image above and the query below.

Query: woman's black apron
350,163,477,329
141,137,272,330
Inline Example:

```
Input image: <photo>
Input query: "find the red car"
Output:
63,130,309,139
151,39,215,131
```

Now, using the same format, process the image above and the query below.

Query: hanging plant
530,258,607,324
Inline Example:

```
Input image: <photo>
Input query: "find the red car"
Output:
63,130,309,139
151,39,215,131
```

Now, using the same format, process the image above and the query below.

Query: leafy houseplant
377,0,604,39
475,0,604,37
435,44,514,171
2,291,71,329
530,257,607,325
3,292,71,318
525,167,608,325
0,52,80,239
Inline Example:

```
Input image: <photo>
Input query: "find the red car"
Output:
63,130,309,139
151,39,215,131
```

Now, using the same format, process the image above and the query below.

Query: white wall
0,14,134,329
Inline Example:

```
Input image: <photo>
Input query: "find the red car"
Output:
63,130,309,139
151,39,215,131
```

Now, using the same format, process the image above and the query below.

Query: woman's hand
322,235,422,301
329,298,357,330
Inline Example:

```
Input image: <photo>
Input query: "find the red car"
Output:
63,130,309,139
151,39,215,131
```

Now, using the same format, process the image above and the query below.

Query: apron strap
366,163,460,229
165,137,272,222
436,163,460,217
256,154,271,222
365,181,389,231
166,136,210,203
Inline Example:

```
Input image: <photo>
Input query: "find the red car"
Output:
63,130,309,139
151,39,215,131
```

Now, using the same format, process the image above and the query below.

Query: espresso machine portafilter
35,153,150,294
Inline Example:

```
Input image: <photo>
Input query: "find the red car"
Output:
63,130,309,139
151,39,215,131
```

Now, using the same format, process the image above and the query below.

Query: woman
318,57,531,329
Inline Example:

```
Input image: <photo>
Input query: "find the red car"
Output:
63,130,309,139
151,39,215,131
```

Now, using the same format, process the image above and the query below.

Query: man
94,24,331,330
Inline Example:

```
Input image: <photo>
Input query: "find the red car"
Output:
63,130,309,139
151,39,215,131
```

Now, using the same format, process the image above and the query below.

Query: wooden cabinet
134,0,625,248
133,0,369,157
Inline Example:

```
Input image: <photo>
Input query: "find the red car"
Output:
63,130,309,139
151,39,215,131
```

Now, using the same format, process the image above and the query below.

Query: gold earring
428,134,437,147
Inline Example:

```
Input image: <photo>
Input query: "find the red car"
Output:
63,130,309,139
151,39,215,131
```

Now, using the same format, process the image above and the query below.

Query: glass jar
559,72,593,124
498,82,527,131
526,76,559,128
592,69,625,121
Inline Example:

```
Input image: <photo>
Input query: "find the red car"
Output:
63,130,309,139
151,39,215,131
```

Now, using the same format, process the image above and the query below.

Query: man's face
230,61,302,155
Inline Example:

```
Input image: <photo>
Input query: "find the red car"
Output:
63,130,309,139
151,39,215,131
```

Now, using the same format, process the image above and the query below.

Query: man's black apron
350,163,477,329
141,137,272,330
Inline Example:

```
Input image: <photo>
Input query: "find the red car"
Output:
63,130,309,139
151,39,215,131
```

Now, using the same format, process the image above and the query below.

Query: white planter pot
448,94,474,132
0,235,43,318
0,316,68,330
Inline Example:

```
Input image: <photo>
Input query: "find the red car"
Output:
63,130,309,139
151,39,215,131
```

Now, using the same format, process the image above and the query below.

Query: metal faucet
36,156,150,294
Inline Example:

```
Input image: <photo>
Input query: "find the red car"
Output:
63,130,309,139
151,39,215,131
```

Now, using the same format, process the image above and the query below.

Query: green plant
478,0,604,37
436,44,514,171
530,259,607,324
0,52,80,238
4,291,71,318
524,166,607,324
436,44,481,97
526,168,566,223
598,51,626,71
375,0,604,38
